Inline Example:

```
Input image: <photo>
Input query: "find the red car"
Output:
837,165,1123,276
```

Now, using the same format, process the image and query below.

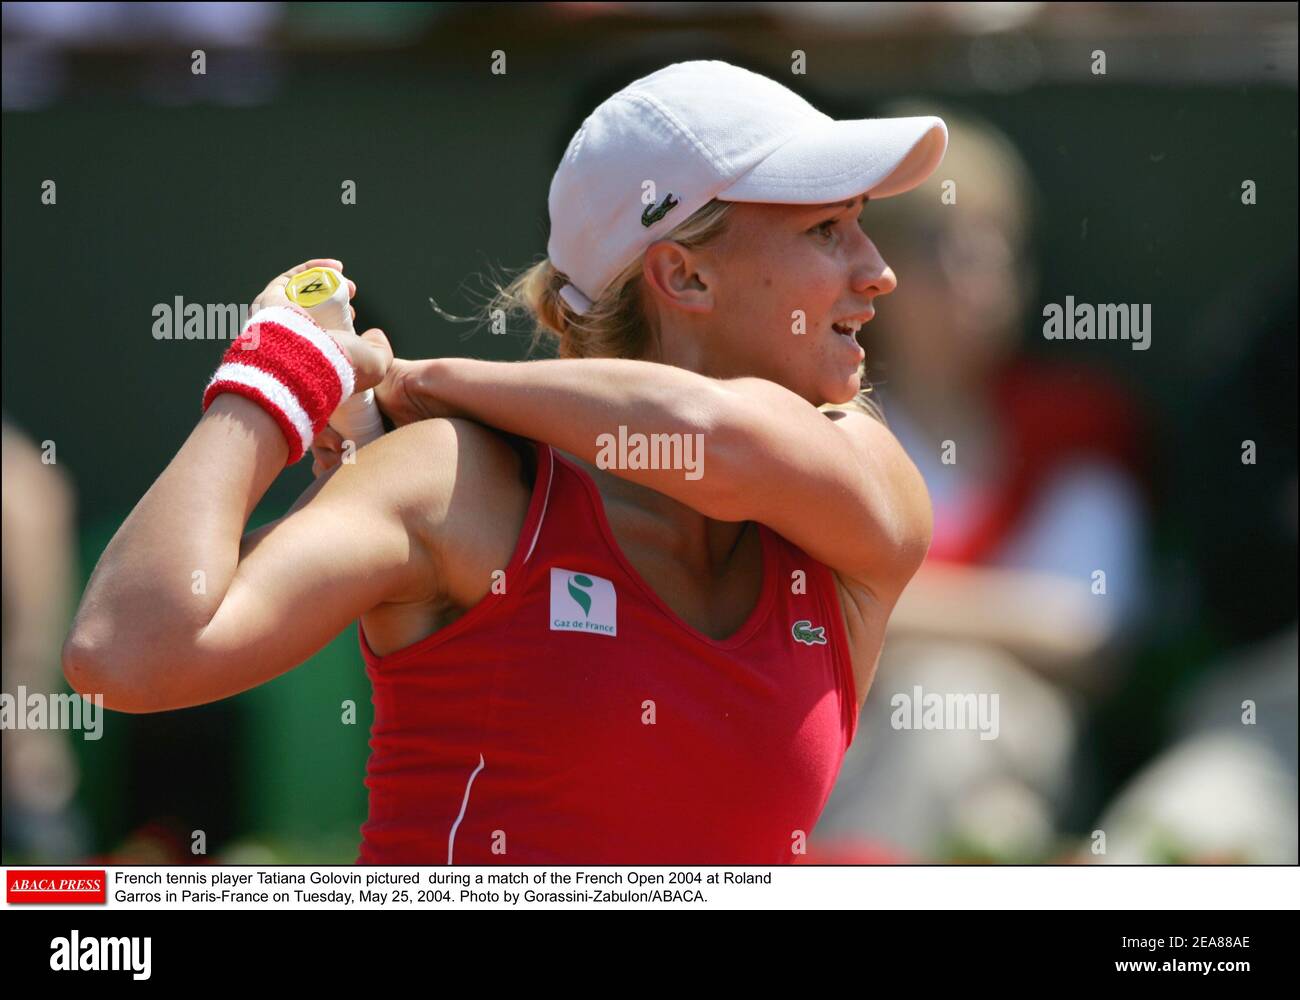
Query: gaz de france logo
550,568,617,636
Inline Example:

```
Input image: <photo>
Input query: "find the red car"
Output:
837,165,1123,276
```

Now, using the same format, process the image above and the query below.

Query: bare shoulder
344,417,529,519
348,418,534,611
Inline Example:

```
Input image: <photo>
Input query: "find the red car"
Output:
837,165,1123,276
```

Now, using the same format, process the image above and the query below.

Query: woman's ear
642,242,713,314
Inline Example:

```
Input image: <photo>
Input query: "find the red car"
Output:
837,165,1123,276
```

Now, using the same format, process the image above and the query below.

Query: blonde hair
488,198,886,424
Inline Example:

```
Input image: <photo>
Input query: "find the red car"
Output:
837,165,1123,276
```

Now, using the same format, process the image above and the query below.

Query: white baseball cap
547,60,949,315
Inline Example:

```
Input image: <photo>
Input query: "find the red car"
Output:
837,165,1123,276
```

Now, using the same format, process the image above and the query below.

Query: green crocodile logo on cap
641,193,679,228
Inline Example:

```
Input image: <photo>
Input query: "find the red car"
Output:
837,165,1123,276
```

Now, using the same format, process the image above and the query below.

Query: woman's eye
812,219,837,240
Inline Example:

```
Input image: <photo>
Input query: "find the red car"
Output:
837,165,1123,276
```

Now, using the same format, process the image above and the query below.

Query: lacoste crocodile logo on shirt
791,619,827,645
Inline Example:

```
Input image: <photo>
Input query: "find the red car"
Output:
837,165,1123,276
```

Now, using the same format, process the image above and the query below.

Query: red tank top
356,441,858,865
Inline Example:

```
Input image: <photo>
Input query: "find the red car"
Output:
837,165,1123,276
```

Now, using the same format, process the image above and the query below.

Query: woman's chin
823,373,861,406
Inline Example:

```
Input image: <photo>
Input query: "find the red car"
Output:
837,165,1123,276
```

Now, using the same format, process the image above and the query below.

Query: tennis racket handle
329,389,385,448
283,265,386,448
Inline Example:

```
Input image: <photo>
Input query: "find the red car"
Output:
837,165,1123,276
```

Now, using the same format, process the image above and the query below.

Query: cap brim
717,115,947,204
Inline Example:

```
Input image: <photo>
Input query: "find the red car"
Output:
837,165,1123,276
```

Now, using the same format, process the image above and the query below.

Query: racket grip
329,388,385,447
283,265,387,449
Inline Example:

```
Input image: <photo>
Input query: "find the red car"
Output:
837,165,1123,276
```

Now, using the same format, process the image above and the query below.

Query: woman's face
656,196,896,406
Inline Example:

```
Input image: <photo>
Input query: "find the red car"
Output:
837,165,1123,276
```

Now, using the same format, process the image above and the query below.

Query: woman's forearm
412,356,742,513
396,355,931,589
63,397,288,685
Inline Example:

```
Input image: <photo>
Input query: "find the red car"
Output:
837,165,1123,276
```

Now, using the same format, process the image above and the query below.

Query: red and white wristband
201,305,356,465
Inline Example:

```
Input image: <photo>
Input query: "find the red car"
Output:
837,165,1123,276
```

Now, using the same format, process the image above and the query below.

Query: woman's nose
851,234,898,296
852,256,898,297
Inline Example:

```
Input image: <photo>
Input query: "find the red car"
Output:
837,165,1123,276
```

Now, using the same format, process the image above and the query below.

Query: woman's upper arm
140,422,452,711
715,381,933,600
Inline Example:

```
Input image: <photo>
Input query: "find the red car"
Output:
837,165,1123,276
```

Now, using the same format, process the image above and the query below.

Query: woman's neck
567,453,752,576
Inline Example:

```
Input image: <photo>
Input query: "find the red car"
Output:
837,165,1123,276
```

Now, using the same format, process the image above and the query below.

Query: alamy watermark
152,297,252,342
1,686,103,740
1042,296,1151,350
595,425,704,480
50,932,150,980
890,685,999,741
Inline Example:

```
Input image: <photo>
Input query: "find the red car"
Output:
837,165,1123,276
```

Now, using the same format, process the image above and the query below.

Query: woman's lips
835,330,866,364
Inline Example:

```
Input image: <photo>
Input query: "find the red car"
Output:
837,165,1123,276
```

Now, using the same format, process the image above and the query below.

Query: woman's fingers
251,259,344,314
341,328,393,392
310,424,345,478
315,425,344,452
276,258,344,294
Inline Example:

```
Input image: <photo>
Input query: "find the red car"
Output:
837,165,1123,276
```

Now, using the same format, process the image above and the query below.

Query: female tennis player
64,61,947,865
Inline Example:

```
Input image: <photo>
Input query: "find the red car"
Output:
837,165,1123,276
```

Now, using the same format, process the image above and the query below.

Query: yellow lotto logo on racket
286,267,343,308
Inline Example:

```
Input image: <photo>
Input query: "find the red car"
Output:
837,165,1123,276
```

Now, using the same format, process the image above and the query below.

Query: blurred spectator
813,106,1153,861
871,101,1152,669
2,418,89,861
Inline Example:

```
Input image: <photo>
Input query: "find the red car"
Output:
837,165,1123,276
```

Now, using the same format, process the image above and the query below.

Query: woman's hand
249,257,356,321
373,358,424,429
310,425,345,478
249,258,391,392
312,357,446,477
374,357,461,428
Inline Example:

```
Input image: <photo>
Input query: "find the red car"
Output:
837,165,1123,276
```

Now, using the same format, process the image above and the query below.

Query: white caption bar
5,865,1299,910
